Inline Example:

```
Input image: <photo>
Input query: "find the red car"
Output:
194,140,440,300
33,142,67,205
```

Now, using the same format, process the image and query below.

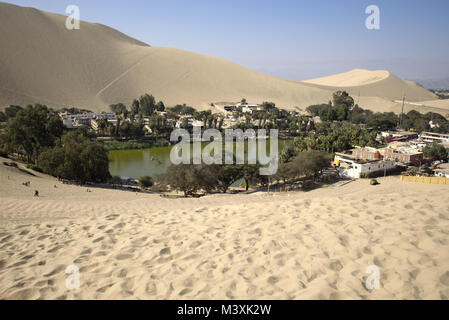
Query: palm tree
109,103,127,137
98,118,108,136
218,115,224,130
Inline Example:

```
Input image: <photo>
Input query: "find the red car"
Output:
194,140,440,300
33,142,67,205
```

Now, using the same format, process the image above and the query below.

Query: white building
335,153,396,179
434,163,449,178
420,132,449,144
59,112,115,128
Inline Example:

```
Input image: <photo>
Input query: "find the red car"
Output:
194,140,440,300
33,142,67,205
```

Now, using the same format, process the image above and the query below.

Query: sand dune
0,2,439,114
1,158,448,300
303,69,392,87
301,69,436,102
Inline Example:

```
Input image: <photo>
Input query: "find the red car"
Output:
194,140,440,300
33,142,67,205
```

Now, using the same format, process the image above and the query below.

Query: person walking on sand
34,190,39,197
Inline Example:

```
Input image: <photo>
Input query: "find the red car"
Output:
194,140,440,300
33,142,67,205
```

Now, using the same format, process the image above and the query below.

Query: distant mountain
409,78,449,90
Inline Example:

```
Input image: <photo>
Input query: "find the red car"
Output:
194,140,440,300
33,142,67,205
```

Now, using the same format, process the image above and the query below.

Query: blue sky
4,0,449,81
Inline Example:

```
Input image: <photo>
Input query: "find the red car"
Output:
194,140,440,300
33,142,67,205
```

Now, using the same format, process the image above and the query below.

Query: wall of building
384,148,423,166
352,149,382,160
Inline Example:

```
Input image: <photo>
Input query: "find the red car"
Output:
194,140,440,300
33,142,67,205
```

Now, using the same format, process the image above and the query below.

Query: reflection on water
108,140,291,179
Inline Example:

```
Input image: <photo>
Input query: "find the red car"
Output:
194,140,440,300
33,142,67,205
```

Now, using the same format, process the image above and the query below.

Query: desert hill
0,2,443,115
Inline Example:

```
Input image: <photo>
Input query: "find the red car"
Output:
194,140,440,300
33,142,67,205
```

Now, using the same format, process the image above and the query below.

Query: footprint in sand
93,236,104,243
97,283,114,293
189,241,202,249
106,214,120,221
118,268,128,278
146,282,157,295
440,271,449,286
159,247,171,255
116,253,133,260
44,265,65,277
74,256,89,264
329,260,343,272
267,276,279,285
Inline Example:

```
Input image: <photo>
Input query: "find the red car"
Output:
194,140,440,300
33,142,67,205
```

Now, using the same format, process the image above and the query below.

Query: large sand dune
0,2,440,114
1,159,449,299
300,69,438,113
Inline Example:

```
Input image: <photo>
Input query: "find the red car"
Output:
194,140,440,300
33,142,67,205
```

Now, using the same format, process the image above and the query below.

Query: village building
382,142,424,166
434,163,449,178
379,131,419,143
420,132,449,144
59,112,115,129
334,152,396,179
351,147,383,161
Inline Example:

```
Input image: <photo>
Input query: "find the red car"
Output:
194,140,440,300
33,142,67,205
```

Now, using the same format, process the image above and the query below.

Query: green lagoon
108,140,291,179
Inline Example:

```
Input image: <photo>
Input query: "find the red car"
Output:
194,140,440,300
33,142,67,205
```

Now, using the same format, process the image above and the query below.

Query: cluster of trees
423,142,449,161
160,162,264,197
305,91,449,133
167,104,196,116
306,91,354,122
293,122,378,153
106,94,166,138
159,148,331,197
1,104,64,163
401,110,449,133
160,157,271,196
0,104,111,183
0,105,24,122
275,150,331,184
38,131,111,183
129,94,165,118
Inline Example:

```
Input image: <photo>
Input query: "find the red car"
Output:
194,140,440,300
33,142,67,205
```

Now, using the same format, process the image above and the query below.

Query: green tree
423,143,448,161
131,99,140,115
332,91,354,109
290,150,330,179
1,104,63,164
139,94,156,116
0,111,7,122
240,164,262,191
38,131,111,183
161,164,203,197
4,105,23,119
156,101,165,112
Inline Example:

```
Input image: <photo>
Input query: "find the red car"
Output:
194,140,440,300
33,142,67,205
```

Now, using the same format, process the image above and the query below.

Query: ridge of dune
300,69,437,108
303,69,392,87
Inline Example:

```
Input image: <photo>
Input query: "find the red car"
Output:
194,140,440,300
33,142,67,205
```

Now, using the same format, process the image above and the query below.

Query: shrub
3,161,18,168
26,164,43,172
138,176,154,189
109,176,123,185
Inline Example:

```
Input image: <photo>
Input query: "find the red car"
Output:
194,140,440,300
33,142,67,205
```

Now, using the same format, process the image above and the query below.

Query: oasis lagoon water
108,140,291,179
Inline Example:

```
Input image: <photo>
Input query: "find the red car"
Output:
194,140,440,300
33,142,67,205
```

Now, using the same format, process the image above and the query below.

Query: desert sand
1,158,448,300
0,2,439,114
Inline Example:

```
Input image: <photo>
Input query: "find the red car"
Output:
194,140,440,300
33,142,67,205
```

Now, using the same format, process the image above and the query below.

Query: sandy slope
1,158,448,300
303,69,392,87
301,69,436,102
0,2,439,114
